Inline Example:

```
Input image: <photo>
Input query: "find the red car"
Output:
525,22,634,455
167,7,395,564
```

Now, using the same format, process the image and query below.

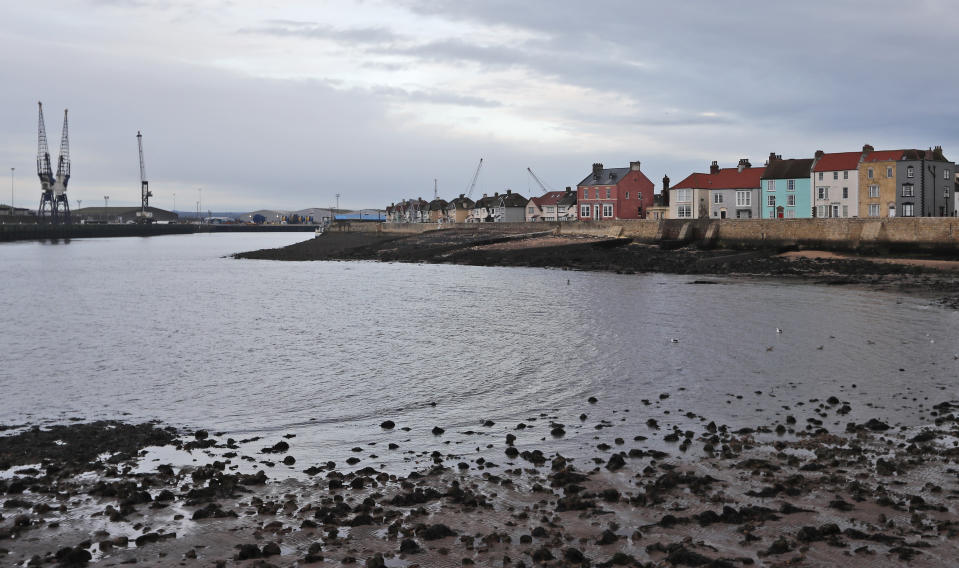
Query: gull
669,338,679,343
776,328,783,334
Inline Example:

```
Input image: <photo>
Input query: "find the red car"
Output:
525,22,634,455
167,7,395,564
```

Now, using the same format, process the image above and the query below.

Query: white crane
527,167,553,193
465,158,483,199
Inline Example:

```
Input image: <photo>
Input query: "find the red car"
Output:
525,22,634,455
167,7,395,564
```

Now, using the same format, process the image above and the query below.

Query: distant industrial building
73,206,179,224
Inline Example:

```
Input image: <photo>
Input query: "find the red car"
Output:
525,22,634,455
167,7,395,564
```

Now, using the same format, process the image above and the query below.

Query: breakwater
0,223,316,242
332,217,959,254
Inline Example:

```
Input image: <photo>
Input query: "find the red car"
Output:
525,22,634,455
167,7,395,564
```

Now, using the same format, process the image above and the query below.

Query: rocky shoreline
3,392,959,567
233,228,959,308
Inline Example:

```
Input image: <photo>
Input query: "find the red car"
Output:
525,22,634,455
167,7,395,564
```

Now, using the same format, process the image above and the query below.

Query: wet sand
3,393,959,567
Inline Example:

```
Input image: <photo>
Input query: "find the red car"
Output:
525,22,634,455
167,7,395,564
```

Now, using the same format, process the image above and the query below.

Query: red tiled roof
813,152,861,172
529,191,569,207
862,150,905,163
671,167,766,190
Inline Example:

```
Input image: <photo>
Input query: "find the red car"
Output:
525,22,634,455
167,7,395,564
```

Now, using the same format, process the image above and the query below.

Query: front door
720,208,727,219
888,204,896,218
593,204,600,220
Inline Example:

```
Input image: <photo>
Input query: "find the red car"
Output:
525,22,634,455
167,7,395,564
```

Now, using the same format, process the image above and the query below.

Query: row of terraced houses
385,146,958,223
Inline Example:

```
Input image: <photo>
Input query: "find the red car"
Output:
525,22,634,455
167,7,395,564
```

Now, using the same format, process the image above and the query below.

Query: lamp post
104,196,109,223
198,188,202,221
172,192,176,213
335,192,340,222
9,167,13,210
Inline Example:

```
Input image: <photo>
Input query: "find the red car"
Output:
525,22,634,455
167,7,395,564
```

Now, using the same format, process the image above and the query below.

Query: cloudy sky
1,1,956,212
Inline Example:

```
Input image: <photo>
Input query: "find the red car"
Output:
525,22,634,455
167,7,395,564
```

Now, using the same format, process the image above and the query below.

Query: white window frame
787,179,795,191
580,204,590,217
677,204,691,218
902,203,914,217
602,203,613,218
902,184,914,197
625,192,629,200
785,209,796,218
868,203,880,217
946,169,951,180
787,194,796,206
886,166,893,178
818,172,823,180
582,189,588,199
736,191,751,207
868,168,874,179
713,193,723,204
767,195,776,207
843,171,848,180
818,187,828,199
869,184,880,198
842,205,848,217
842,187,848,199
907,166,915,178
766,180,776,192
676,189,692,202
833,171,838,180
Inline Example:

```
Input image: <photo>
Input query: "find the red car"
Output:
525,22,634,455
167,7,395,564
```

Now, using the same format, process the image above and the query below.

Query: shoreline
233,228,959,308
3,391,959,567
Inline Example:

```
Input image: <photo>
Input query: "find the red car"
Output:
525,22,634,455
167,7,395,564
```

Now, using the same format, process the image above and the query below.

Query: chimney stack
629,161,642,171
565,186,572,193
862,144,874,154
506,189,511,195
814,149,824,159
662,175,670,192
592,163,603,179
737,158,751,172
710,160,720,175
767,152,781,165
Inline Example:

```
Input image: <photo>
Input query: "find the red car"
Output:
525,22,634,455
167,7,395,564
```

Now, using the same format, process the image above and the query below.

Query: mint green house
760,154,814,219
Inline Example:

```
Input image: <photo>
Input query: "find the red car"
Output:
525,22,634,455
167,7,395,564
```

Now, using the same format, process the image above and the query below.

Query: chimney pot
815,149,824,158
630,161,641,171
592,163,603,179
709,161,720,175
662,175,670,191
862,144,874,154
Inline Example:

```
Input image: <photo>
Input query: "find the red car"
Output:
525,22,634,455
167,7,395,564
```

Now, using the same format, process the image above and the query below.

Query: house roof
530,191,570,207
427,198,448,211
813,152,861,172
762,159,815,180
577,167,630,186
447,195,475,209
671,167,766,190
862,150,906,163
475,191,527,208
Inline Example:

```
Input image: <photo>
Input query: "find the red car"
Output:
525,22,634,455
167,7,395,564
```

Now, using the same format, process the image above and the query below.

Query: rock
605,453,625,471
531,547,554,562
365,553,386,568
380,420,395,429
864,418,890,431
283,456,296,466
235,543,261,560
194,430,209,440
262,542,281,557
765,536,791,555
588,397,598,404
432,426,445,435
55,546,92,566
550,427,565,437
420,523,457,540
400,538,421,554
597,529,618,545
564,547,586,564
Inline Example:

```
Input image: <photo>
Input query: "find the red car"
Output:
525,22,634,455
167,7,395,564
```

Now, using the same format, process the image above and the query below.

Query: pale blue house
760,153,814,219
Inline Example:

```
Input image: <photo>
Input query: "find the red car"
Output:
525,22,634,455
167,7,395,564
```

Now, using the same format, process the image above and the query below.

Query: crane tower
36,102,71,224
136,131,153,222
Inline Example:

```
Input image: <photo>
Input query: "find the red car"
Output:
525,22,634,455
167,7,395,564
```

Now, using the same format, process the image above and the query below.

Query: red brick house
576,161,654,220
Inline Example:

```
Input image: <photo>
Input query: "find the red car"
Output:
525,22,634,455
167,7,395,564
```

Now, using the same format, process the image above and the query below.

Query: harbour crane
137,131,154,222
36,102,71,223
464,158,483,199
527,167,553,193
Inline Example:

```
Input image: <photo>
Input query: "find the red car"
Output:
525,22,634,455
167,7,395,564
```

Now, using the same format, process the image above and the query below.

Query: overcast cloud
1,0,956,211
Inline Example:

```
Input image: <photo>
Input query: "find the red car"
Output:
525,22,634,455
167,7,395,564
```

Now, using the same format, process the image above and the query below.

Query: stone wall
372,218,959,254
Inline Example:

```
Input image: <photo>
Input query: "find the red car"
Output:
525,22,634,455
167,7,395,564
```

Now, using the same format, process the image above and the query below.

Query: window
580,204,590,217
528,206,535,213
946,169,952,180
869,184,880,198
594,189,599,199
767,195,776,207
625,192,629,200
833,171,839,180
868,168,874,179
842,187,848,199
676,189,692,202
902,183,914,197
736,191,751,207
677,204,691,218
605,188,611,199
842,205,848,217
767,180,776,191
843,171,848,180
887,166,893,178
736,210,752,219
768,211,776,219
602,204,613,217
817,205,825,218
946,187,951,199
817,187,828,199
787,180,795,191
787,194,796,206
907,166,915,178
818,172,823,180
545,206,554,213
902,203,914,217
583,189,588,199
785,209,796,218
869,204,880,217
713,193,723,204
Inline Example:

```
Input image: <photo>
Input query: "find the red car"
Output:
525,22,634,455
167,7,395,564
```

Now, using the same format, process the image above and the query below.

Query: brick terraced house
576,162,654,220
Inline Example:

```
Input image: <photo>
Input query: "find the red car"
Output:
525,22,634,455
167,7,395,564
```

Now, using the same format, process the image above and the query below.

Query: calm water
1,233,957,471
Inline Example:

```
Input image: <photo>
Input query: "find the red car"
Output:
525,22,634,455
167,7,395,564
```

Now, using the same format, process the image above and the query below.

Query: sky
1,0,957,212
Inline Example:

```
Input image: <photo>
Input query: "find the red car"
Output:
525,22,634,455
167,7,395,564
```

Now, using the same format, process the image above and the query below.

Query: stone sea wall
362,218,959,254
